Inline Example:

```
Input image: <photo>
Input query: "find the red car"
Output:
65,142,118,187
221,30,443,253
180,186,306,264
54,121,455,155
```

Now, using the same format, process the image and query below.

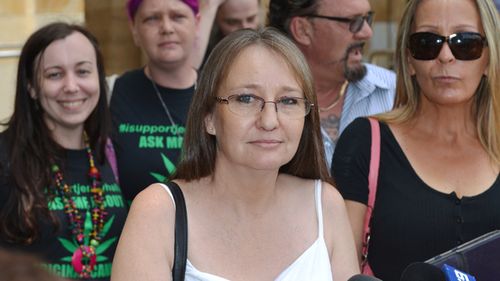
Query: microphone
348,274,383,281
400,262,446,281
441,264,476,281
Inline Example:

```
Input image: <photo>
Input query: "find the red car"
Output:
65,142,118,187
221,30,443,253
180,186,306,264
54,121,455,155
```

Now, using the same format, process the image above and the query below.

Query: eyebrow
43,60,94,71
228,84,302,94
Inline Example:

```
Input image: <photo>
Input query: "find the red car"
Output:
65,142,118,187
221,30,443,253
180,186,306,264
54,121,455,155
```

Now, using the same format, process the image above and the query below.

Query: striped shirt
323,63,396,169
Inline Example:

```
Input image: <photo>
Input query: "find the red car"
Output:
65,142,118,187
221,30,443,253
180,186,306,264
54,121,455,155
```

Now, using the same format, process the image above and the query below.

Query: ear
289,16,313,46
28,84,37,99
483,63,489,76
204,113,216,136
128,20,141,47
407,50,416,76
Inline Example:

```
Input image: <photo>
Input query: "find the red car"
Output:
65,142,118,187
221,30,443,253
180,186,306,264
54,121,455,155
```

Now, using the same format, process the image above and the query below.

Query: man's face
216,0,260,36
306,0,373,82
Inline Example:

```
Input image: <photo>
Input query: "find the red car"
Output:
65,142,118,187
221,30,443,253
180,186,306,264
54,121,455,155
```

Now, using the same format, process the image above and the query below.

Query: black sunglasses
409,32,487,61
305,12,374,33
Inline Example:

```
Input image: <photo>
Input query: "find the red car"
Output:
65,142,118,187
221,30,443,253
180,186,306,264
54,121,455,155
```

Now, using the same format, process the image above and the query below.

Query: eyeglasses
215,94,313,118
305,12,374,33
408,32,487,61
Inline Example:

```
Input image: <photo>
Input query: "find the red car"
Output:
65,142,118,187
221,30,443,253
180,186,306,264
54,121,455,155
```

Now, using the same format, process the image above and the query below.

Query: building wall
0,0,407,123
0,0,84,124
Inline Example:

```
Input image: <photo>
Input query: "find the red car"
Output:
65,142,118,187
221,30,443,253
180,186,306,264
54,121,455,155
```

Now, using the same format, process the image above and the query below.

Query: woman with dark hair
112,28,359,280
332,0,500,280
0,22,127,281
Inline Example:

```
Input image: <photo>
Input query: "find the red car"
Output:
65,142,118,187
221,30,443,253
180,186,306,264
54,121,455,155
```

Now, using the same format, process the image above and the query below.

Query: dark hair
173,27,331,183
267,0,319,36
0,22,110,244
126,0,199,21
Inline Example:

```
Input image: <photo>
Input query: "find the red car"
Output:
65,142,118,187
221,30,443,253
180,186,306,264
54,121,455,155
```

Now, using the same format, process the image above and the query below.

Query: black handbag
164,181,188,281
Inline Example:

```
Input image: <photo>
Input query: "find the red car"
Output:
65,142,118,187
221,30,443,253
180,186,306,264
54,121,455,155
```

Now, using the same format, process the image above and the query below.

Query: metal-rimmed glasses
215,94,313,119
305,11,374,33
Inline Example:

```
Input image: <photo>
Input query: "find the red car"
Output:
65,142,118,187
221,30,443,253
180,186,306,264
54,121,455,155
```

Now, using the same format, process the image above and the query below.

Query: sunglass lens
449,32,484,60
409,32,443,60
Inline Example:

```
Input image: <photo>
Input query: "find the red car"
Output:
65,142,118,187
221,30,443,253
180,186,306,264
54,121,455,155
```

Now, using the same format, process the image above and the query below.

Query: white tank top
160,180,333,281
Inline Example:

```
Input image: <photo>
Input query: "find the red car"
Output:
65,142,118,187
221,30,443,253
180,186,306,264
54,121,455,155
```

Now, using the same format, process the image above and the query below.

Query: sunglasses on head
408,32,487,61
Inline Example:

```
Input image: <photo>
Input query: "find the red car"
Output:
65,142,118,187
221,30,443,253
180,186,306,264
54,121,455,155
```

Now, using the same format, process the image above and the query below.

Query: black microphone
400,262,446,281
348,274,383,281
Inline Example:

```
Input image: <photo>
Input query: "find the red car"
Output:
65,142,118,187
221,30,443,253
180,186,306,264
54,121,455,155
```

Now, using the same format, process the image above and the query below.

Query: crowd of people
0,0,499,280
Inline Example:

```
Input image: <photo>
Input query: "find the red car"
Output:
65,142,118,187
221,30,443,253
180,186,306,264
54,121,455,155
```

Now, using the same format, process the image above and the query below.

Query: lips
248,139,283,148
158,41,178,48
433,75,459,83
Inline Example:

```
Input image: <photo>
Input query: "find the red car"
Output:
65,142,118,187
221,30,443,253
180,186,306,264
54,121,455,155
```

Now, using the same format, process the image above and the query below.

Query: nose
257,102,279,131
242,21,254,29
160,17,174,34
63,74,78,93
354,20,373,40
437,42,455,63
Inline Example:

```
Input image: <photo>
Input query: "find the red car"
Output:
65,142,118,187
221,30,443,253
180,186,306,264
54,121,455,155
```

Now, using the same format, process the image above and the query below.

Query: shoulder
131,183,175,215
127,182,176,234
338,117,372,145
320,181,346,212
114,68,147,90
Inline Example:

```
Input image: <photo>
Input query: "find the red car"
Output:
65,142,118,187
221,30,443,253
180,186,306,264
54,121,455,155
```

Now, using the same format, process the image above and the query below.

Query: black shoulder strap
165,181,188,281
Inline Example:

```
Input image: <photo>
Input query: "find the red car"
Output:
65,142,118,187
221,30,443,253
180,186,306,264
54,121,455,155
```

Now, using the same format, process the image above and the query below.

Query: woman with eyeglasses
111,28,359,280
331,0,500,280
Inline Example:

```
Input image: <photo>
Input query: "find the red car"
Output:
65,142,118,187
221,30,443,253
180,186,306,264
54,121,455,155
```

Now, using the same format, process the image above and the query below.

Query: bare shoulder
130,183,176,217
111,183,177,280
321,181,346,209
124,182,177,243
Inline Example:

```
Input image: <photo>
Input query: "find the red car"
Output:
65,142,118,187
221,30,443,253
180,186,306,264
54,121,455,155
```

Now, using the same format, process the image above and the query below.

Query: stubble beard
343,42,367,82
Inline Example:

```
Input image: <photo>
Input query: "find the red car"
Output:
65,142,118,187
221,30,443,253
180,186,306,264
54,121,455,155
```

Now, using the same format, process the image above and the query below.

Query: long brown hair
0,22,110,244
173,27,331,183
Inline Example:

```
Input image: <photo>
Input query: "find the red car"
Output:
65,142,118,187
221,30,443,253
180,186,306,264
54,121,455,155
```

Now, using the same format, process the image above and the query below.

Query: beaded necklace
52,132,106,278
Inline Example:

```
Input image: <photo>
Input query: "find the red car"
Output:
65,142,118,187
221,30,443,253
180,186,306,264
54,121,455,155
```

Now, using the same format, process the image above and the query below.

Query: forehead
221,45,301,89
317,0,371,15
41,32,96,66
137,0,192,13
220,0,259,15
413,0,483,32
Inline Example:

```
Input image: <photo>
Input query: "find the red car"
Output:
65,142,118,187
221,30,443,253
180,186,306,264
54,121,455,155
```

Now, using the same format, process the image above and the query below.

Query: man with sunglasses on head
268,0,396,168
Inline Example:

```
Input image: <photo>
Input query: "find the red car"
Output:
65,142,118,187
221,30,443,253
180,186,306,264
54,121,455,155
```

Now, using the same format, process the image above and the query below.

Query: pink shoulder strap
367,118,380,210
361,117,381,275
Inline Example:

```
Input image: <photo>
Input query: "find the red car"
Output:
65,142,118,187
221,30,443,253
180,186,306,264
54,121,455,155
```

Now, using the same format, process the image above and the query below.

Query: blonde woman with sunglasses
331,0,500,280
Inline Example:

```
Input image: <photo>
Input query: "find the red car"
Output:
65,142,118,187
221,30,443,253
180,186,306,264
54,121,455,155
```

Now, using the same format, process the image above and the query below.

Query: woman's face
215,0,260,36
35,31,100,136
131,0,198,67
206,45,306,171
408,0,489,106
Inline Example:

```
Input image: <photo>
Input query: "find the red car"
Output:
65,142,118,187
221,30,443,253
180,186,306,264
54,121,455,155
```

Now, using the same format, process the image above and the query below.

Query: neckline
185,237,325,280
183,180,327,280
382,122,500,199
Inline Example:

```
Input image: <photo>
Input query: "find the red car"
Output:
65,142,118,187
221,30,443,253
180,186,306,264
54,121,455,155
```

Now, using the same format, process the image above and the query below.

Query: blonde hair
379,0,500,164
